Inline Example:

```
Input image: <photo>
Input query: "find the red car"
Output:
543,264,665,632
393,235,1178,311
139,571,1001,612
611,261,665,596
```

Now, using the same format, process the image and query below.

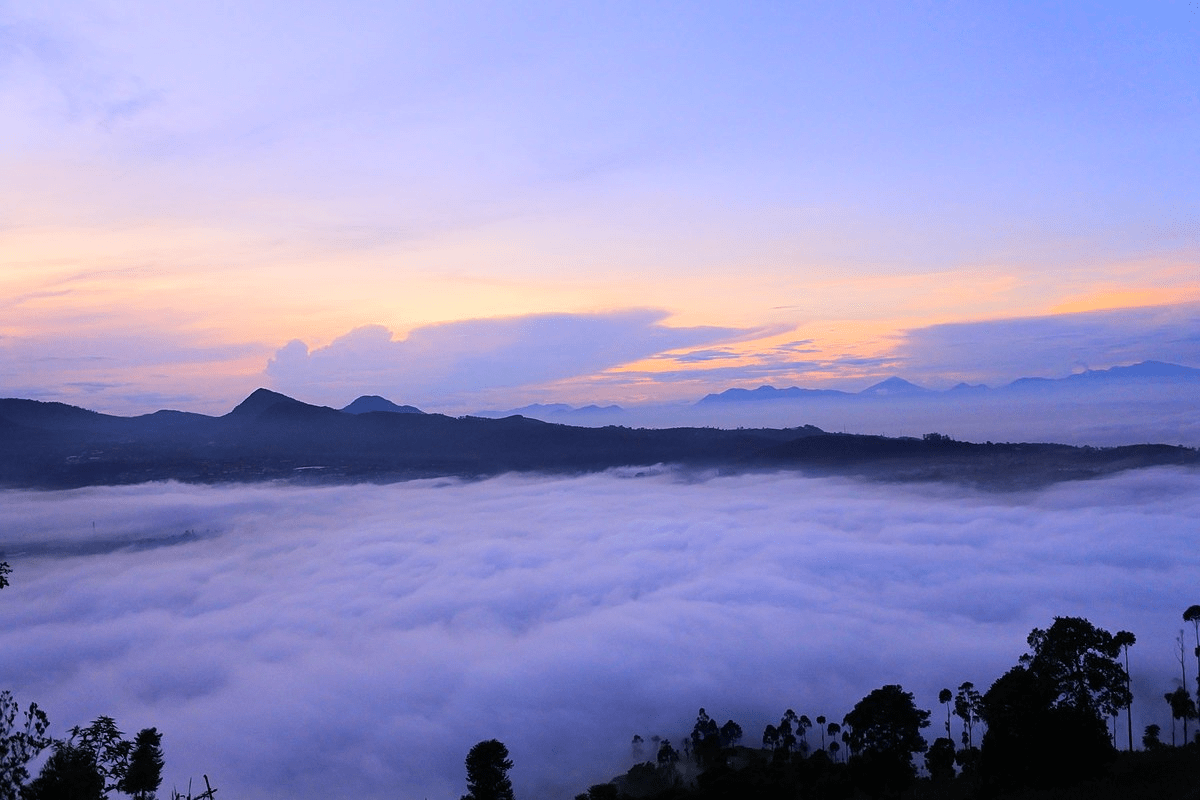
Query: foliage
925,737,957,782
461,740,515,800
981,616,1130,792
70,717,133,795
21,743,104,800
1142,724,1163,749
0,691,52,800
0,562,9,591
842,684,930,798
953,681,983,748
119,728,164,800
1020,616,1132,718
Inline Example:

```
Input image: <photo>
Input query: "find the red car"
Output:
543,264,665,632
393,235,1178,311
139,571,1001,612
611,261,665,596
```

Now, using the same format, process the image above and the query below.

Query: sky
1,469,1198,800
2,2,1200,416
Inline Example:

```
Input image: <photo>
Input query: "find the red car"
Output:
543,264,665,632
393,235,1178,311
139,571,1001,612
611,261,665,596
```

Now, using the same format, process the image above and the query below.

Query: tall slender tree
1185,606,1200,703
1165,688,1197,747
953,682,982,749
1177,631,1191,744
939,689,952,740
1113,631,1136,751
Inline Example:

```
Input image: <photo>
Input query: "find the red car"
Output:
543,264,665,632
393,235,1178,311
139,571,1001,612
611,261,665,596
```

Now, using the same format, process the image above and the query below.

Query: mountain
700,361,1200,403
475,403,625,421
857,377,930,397
341,396,423,415
0,389,1194,490
225,388,308,418
698,386,850,404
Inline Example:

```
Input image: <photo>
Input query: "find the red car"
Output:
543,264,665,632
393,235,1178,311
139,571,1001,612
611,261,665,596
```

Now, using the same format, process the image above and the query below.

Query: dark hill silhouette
0,390,1195,489
341,396,423,415
224,387,309,419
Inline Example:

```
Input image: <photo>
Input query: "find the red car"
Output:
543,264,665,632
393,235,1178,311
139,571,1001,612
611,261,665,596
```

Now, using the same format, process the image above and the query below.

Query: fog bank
1,469,1197,799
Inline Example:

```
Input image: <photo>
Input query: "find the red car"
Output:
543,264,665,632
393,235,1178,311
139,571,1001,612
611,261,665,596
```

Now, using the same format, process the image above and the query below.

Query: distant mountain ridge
698,360,1200,404
0,385,1195,490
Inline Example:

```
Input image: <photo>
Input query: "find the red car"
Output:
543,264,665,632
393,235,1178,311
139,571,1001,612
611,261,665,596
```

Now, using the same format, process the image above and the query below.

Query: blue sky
2,1,1198,413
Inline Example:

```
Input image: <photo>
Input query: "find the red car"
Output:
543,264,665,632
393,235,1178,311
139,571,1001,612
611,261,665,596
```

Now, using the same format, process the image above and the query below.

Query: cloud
895,303,1200,385
0,469,1197,800
264,311,751,407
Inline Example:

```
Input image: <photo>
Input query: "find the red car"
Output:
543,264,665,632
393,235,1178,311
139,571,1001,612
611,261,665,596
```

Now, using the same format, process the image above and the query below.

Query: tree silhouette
1176,631,1192,744
925,737,956,782
1186,605,1200,702
1142,723,1163,750
816,715,826,751
1113,631,1135,752
1165,687,1197,747
938,688,952,739
71,716,132,794
22,743,104,800
718,720,742,749
981,617,1128,791
461,740,515,800
953,682,982,749
842,685,930,798
689,709,721,768
1021,617,1131,721
656,739,678,769
0,562,9,591
0,691,52,800
119,728,164,800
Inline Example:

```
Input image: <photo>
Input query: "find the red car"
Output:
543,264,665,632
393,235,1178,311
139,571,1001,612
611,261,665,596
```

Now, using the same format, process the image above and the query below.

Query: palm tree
1185,606,1200,702
1113,631,1136,751
939,688,952,739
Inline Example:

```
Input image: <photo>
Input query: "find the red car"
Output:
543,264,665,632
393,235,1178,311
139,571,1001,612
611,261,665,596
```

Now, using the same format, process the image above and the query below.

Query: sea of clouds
1,468,1198,800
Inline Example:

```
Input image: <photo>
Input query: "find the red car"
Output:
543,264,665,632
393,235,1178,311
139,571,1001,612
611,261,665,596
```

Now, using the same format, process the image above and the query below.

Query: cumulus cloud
894,303,1200,386
1,470,1197,800
264,310,752,408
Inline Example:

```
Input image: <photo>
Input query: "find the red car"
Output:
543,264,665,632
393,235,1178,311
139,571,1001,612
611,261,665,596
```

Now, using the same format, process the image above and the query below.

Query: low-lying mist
1,468,1197,800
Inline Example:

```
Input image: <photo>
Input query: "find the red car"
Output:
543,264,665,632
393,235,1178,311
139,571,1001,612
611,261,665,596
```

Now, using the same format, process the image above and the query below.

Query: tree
1186,605,1200,702
22,742,104,800
980,617,1130,791
842,685,930,797
718,720,742,749
1165,687,1197,747
925,737,956,783
1021,617,1131,721
0,562,9,591
655,739,678,769
938,688,952,739
0,691,52,800
797,715,812,754
461,739,515,800
816,715,827,750
1142,724,1163,750
690,708,722,768
119,728,164,800
1112,631,1135,752
71,716,132,794
953,682,982,749
1176,631,1192,744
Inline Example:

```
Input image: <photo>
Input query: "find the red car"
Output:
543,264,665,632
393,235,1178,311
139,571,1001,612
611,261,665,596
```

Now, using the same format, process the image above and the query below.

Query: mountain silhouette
341,396,423,415
699,361,1200,403
0,388,1195,490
